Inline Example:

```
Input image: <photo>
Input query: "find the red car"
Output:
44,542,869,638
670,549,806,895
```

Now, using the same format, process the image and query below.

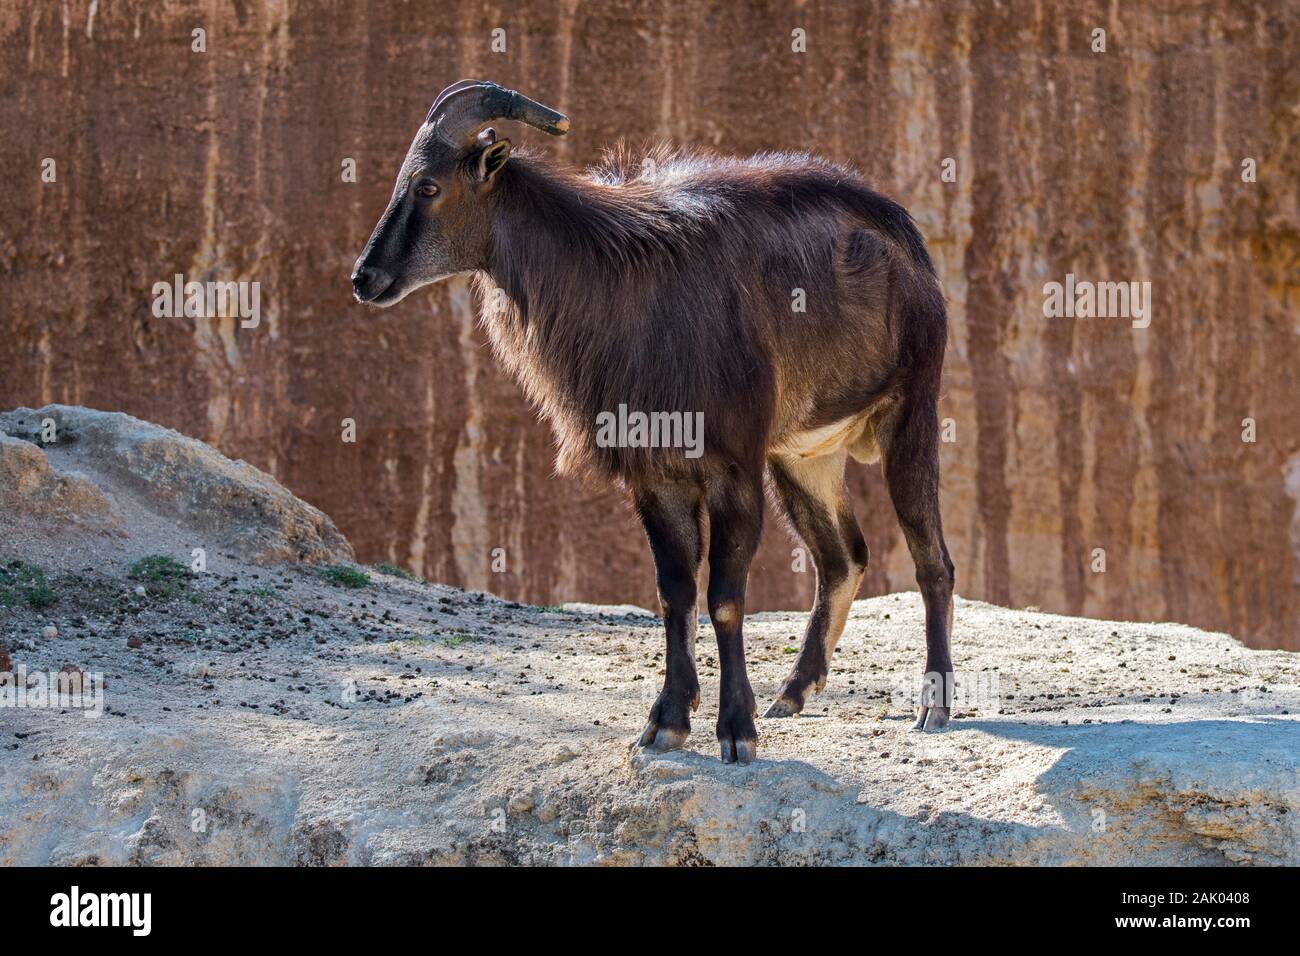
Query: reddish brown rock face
1,2,1296,648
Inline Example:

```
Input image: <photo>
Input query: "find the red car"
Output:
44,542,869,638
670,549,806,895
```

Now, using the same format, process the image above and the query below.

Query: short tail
842,185,937,277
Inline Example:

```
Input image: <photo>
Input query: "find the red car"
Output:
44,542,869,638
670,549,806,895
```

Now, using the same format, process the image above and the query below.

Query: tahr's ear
475,138,512,184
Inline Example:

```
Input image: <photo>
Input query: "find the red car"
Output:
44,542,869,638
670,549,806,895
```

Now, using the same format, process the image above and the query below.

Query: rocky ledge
1,407,1296,865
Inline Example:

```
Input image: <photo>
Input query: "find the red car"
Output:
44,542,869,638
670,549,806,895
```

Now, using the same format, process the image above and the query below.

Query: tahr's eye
415,181,440,199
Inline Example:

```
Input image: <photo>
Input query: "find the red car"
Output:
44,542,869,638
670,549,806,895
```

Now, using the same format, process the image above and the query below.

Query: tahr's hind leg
764,448,868,718
634,481,704,753
880,397,955,732
705,471,764,764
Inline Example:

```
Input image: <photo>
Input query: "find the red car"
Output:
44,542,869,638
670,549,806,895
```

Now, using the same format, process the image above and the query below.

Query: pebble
549,745,579,766
41,625,58,639
133,585,147,596
507,793,535,814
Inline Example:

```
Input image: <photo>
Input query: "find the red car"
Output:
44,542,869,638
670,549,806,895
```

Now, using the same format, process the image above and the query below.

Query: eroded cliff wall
1,1,1297,646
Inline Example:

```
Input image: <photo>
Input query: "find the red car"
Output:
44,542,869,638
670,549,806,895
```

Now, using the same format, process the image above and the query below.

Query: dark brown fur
474,145,944,484
355,115,956,764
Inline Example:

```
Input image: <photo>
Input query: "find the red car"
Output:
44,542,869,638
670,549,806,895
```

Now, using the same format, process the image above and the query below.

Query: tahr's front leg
634,482,703,752
705,473,763,764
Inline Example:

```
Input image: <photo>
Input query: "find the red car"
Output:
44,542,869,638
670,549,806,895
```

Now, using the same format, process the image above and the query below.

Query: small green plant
392,637,436,649
128,555,191,599
440,632,475,647
0,561,56,609
373,562,418,581
319,565,370,589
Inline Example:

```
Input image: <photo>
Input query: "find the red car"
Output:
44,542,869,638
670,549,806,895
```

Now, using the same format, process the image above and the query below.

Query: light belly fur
771,407,885,464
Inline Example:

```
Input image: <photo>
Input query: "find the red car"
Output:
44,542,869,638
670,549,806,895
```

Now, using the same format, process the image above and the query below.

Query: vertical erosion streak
448,281,490,591
249,0,292,476
190,53,231,445
1286,453,1300,599
553,0,579,160
926,2,977,603
1039,10,1084,617
408,376,436,576
961,13,1014,607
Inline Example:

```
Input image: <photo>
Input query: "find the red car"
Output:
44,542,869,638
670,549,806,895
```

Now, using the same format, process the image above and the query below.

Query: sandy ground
2,406,1297,866
3,560,1297,866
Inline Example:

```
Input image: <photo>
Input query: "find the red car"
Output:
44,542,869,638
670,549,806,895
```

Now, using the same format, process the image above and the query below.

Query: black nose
351,265,376,298
352,258,395,303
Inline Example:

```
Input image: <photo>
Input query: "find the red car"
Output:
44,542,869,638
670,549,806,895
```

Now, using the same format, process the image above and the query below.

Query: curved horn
426,81,569,146
426,78,484,123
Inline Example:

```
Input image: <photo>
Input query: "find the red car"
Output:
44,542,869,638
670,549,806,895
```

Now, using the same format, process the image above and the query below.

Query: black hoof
717,704,758,764
637,687,696,753
911,705,950,732
638,723,689,752
764,667,823,719
763,695,802,718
